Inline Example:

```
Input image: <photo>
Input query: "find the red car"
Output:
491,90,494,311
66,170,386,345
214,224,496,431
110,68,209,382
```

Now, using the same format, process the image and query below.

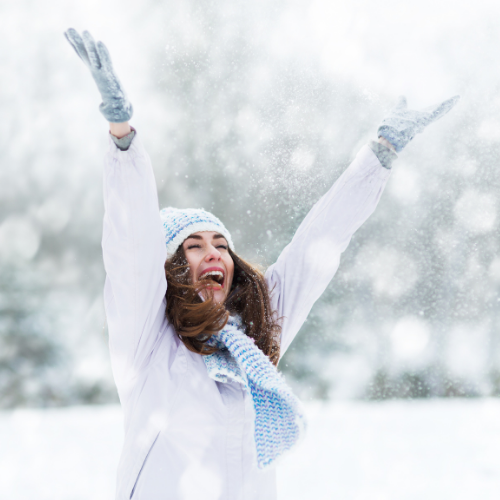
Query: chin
213,291,227,304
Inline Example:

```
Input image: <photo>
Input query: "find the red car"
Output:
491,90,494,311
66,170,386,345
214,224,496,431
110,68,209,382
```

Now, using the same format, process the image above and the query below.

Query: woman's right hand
64,28,133,124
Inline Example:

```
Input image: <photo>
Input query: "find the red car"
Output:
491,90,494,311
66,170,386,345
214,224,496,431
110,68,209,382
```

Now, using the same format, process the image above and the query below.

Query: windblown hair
164,247,281,366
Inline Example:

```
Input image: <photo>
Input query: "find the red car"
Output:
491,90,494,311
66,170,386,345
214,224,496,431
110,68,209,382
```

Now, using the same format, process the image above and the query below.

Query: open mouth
198,269,225,290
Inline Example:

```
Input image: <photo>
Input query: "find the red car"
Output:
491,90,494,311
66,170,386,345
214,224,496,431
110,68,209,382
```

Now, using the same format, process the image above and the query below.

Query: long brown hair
164,246,281,365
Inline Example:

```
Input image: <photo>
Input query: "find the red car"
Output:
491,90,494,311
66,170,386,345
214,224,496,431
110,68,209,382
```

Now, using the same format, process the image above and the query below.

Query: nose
204,245,222,262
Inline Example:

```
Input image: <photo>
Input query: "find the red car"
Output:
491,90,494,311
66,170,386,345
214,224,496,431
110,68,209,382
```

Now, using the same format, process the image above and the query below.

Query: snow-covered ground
2,399,500,500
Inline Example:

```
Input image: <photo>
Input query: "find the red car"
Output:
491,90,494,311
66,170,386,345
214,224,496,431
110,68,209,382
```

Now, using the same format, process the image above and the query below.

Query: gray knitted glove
64,28,133,123
378,95,460,153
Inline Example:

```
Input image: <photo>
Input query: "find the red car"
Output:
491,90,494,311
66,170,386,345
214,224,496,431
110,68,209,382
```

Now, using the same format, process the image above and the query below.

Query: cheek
183,252,199,281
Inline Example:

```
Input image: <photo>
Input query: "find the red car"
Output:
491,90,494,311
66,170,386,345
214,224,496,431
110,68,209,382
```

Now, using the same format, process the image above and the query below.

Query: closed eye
187,244,201,249
217,245,228,250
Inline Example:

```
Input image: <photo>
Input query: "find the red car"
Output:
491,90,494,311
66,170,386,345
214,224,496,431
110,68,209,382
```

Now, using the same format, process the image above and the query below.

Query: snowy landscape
3,0,500,498
3,399,500,500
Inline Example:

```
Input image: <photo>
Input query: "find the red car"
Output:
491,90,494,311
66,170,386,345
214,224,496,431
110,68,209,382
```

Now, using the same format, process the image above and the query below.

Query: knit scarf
203,316,306,469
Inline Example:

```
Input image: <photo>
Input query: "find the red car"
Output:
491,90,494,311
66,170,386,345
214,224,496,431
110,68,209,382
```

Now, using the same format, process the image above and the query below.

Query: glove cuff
369,141,398,169
110,127,136,151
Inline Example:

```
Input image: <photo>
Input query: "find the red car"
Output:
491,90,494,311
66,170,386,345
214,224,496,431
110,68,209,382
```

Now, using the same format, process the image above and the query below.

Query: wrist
109,122,131,139
378,136,396,152
110,127,136,151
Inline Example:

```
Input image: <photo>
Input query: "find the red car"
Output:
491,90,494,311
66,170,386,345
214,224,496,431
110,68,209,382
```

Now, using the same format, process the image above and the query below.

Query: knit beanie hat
160,207,235,258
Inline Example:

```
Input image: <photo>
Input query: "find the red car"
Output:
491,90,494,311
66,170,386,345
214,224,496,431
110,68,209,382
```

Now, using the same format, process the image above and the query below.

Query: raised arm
268,95,460,357
64,29,167,394
266,142,391,357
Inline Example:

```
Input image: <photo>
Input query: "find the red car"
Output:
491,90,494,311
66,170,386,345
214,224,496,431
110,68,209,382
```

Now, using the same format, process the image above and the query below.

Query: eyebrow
184,233,227,241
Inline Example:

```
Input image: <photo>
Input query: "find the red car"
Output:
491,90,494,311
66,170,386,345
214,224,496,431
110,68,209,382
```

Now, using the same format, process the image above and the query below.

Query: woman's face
182,231,234,304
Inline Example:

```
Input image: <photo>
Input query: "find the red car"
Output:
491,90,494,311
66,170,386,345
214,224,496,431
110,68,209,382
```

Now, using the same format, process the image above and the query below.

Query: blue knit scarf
203,316,306,469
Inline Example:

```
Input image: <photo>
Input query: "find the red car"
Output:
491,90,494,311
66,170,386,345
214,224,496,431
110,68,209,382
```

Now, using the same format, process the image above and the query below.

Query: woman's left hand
378,95,460,153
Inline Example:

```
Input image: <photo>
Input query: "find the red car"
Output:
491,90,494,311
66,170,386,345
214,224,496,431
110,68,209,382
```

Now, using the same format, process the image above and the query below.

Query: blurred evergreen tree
0,264,59,407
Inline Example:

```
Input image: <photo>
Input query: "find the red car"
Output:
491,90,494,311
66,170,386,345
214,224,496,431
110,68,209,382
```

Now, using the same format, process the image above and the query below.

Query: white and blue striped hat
160,207,235,258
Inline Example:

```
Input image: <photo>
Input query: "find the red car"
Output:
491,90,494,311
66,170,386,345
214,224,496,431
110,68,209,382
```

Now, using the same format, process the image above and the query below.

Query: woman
64,28,459,500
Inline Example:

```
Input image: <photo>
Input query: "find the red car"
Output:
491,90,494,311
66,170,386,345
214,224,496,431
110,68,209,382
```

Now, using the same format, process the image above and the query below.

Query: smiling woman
164,228,281,364
63,27,459,500
183,232,234,300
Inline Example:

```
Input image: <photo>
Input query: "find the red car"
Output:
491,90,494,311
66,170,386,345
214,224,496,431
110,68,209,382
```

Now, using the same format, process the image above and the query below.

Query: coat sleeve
265,145,392,357
102,133,168,393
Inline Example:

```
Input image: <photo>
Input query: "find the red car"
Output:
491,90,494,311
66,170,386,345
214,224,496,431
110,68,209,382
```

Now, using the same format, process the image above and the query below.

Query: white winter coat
102,134,391,500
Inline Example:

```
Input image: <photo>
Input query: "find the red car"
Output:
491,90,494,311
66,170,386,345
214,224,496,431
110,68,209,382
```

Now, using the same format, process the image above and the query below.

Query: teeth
199,270,224,281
